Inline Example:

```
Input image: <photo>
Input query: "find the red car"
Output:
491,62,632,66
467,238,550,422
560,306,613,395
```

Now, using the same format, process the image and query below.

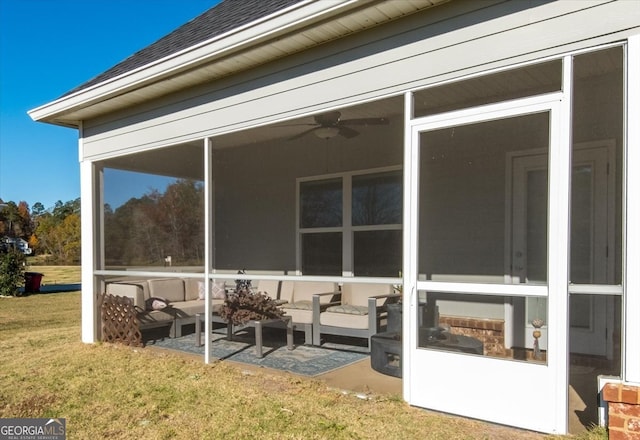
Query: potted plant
220,276,284,325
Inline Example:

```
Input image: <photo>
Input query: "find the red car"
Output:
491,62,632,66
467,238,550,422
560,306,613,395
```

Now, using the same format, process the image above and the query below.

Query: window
298,169,402,276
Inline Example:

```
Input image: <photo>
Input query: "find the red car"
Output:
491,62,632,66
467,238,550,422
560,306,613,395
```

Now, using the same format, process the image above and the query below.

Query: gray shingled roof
63,0,303,97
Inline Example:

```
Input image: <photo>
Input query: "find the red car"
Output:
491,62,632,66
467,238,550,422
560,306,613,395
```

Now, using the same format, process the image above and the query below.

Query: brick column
603,383,640,440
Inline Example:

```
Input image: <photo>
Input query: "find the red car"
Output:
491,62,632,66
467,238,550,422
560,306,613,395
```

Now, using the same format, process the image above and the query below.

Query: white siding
81,1,639,159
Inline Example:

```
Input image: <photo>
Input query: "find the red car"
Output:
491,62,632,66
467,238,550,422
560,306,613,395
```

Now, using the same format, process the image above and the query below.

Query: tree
103,179,204,266
31,202,45,217
0,201,19,237
32,198,82,263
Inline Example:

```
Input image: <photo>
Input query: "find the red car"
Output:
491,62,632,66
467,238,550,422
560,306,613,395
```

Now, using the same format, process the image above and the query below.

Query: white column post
204,138,214,364
624,34,640,384
80,151,98,343
402,91,417,400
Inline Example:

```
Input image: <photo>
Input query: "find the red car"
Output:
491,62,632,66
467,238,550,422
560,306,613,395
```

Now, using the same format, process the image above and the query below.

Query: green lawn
0,286,607,439
23,265,81,285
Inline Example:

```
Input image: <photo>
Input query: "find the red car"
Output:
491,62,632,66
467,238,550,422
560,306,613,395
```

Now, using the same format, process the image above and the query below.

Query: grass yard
0,278,608,439
23,265,81,285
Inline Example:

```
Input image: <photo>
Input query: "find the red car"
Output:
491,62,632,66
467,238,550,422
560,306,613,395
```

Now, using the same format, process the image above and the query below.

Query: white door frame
402,92,570,434
506,141,616,357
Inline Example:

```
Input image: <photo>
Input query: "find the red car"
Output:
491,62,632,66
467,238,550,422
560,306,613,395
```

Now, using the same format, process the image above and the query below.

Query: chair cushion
320,311,369,329
148,278,185,303
172,299,205,317
184,279,201,301
255,280,280,300
342,283,393,306
138,309,174,325
326,304,368,315
282,300,312,310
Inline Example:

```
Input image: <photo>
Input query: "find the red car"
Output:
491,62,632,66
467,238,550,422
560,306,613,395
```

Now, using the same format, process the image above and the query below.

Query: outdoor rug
150,328,369,377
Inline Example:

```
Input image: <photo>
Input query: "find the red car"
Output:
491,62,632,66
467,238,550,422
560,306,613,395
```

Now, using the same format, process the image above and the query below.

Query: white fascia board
28,0,359,124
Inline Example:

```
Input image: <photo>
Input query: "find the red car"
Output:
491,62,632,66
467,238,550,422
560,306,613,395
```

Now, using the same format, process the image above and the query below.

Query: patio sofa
105,278,229,338
104,277,340,346
104,277,286,338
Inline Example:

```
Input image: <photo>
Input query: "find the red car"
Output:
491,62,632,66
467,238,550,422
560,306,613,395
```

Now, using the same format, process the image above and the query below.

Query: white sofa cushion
342,283,393,307
184,279,201,301
148,278,185,303
320,311,369,329
105,281,147,310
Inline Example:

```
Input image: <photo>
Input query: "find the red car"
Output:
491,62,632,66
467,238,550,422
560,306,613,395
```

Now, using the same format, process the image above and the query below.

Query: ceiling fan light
314,126,340,139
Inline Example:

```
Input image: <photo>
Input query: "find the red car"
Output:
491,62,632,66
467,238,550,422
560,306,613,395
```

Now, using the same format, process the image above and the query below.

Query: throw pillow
198,281,227,300
212,282,226,299
146,297,169,311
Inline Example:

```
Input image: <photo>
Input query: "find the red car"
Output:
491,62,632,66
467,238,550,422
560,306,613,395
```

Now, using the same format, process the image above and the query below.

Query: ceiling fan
282,111,389,140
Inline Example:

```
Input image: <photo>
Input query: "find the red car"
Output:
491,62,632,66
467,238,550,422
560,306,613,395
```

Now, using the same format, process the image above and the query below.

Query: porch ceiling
103,141,205,180
101,94,404,179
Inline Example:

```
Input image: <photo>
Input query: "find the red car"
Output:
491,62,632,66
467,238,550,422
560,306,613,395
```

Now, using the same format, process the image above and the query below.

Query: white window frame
296,165,402,276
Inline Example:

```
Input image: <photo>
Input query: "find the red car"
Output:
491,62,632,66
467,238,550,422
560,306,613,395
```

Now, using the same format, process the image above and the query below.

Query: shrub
0,248,26,296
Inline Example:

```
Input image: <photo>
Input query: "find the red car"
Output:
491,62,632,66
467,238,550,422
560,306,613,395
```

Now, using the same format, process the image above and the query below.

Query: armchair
312,283,400,350
280,281,339,344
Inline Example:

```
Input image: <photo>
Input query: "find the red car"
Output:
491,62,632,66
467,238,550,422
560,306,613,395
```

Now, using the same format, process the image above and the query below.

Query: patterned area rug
150,327,369,377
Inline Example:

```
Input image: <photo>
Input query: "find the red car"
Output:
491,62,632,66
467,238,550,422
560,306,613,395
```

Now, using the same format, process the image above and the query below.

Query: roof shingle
63,0,303,97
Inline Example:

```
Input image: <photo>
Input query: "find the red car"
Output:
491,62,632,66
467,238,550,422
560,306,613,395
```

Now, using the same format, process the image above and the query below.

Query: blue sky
0,0,218,211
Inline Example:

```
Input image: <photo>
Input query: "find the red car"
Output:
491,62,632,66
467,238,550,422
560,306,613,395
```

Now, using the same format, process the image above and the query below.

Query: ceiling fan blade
287,127,317,141
314,111,341,126
338,126,359,138
338,117,389,126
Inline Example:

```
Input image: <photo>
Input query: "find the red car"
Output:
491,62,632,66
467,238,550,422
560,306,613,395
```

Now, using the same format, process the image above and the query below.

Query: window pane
525,169,548,283
568,294,621,375
417,290,548,364
571,46,623,285
413,60,562,118
104,169,204,268
301,232,341,275
570,165,594,284
419,112,550,284
354,230,402,277
300,179,342,228
352,171,402,226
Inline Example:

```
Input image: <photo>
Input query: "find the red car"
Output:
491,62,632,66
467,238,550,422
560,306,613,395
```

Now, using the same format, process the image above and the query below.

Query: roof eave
28,0,364,127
